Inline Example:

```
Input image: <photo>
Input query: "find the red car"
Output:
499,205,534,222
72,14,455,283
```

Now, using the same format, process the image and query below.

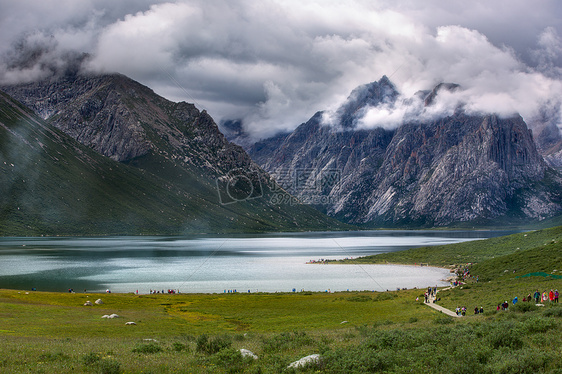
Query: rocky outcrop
249,77,562,226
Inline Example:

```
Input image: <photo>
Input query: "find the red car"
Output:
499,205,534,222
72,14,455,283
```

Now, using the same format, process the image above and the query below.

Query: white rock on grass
125,321,136,325
83,301,93,306
101,314,120,319
95,299,103,305
240,349,258,360
288,354,321,368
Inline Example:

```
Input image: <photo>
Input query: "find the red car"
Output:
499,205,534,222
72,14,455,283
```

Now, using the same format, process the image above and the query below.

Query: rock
288,354,321,369
84,301,93,306
95,299,103,305
109,313,119,318
125,321,136,325
240,349,258,360
101,315,109,318
340,321,348,324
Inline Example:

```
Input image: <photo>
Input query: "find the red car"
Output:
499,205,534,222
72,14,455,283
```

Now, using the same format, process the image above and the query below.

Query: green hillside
0,227,560,373
0,90,346,235
342,225,562,267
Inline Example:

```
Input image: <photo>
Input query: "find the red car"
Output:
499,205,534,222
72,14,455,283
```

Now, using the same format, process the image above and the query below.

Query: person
542,291,548,302
479,306,484,314
456,307,461,315
474,306,479,314
527,293,532,302
549,289,554,303
513,296,518,304
555,290,559,303
534,290,541,303
497,304,501,311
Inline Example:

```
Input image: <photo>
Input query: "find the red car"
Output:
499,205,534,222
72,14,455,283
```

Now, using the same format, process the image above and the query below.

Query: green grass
340,225,562,267
0,227,561,372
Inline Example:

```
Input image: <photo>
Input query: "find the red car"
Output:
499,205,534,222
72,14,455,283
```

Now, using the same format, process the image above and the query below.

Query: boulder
83,301,93,306
240,349,258,360
95,299,103,305
125,321,136,325
288,354,321,369
101,314,120,319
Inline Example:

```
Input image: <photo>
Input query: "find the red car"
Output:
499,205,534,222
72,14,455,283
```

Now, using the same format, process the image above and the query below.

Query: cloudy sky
1,0,561,139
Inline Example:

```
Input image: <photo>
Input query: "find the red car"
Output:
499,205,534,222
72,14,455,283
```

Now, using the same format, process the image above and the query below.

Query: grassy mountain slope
343,225,562,267
0,90,346,235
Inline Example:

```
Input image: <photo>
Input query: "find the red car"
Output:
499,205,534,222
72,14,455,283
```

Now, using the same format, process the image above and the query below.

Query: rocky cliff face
2,74,248,171
528,104,562,169
249,77,562,226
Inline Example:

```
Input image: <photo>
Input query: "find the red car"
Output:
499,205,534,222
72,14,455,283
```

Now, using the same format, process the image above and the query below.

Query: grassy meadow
0,227,561,373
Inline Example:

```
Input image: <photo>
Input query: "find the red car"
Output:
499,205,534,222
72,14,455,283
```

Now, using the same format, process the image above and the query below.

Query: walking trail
424,287,460,317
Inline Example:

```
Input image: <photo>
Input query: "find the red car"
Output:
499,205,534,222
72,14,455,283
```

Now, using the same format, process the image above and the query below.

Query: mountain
0,74,345,235
528,104,562,169
249,77,562,227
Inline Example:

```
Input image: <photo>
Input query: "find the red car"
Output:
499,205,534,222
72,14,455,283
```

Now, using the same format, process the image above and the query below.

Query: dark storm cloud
1,0,561,139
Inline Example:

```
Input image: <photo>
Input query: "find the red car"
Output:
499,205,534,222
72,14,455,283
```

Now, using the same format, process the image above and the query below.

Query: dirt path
424,287,461,318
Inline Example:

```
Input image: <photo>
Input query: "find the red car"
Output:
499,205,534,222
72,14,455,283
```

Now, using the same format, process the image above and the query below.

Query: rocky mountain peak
249,77,562,227
334,76,400,128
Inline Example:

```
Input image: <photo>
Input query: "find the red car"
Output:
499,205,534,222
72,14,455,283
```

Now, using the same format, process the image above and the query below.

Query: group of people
453,306,484,316
422,286,438,303
149,289,180,294
496,289,559,311
528,289,559,304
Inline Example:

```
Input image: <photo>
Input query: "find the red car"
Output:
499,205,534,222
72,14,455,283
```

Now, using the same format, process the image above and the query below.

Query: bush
487,330,524,350
196,334,232,354
98,358,121,374
82,352,101,366
523,316,557,333
38,351,69,362
132,342,162,354
214,347,257,370
262,331,314,353
542,305,562,318
511,302,536,313
172,342,187,352
433,316,454,325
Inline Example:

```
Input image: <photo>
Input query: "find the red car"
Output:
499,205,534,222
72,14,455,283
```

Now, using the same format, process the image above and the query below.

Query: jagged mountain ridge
0,74,345,235
249,77,562,227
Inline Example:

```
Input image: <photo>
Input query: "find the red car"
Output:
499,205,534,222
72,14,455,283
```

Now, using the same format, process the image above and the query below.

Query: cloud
0,0,561,139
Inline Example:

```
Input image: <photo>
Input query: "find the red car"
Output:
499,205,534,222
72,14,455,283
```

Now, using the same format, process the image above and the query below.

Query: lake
0,230,518,293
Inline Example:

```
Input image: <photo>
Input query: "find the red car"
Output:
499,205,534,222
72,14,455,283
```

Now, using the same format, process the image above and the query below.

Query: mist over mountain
249,77,562,227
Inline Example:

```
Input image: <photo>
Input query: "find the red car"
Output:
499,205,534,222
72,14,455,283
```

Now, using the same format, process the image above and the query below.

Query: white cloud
0,0,561,140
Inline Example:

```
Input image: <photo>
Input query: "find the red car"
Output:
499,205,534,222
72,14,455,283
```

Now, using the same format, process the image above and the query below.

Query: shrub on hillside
196,334,232,354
